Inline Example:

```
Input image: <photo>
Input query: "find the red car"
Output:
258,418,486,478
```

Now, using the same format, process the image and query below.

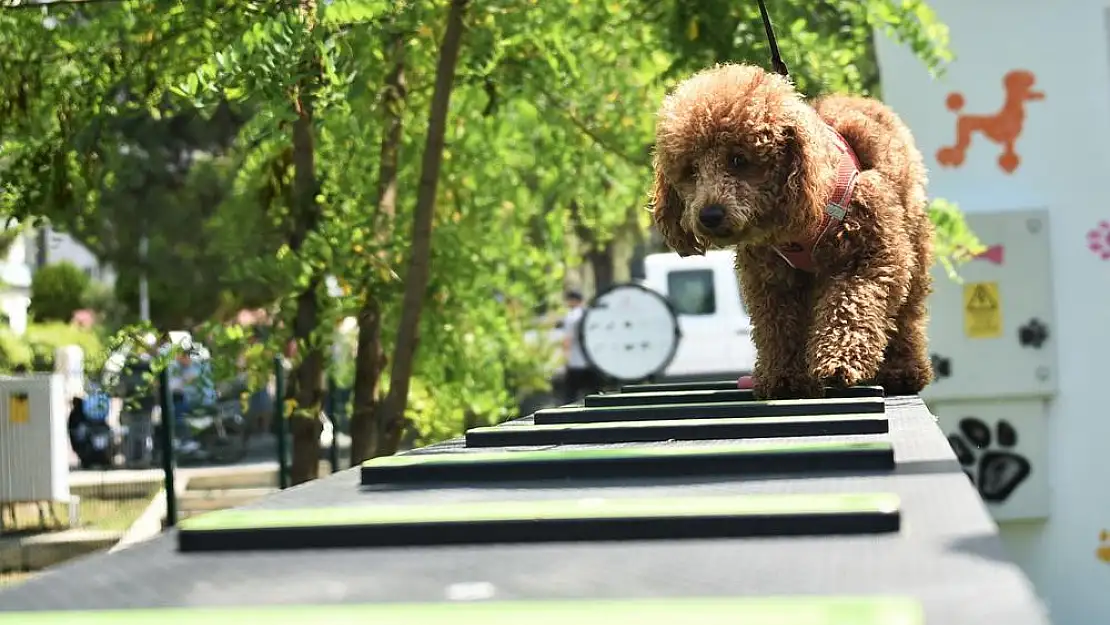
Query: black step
586,386,884,407
620,380,742,393
534,396,885,425
178,492,902,552
465,414,888,447
360,440,895,485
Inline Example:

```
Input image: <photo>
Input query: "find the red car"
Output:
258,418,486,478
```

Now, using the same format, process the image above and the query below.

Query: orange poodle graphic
936,70,1045,174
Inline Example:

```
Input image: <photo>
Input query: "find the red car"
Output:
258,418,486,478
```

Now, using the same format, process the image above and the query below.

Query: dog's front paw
753,374,825,401
873,364,933,396
811,359,866,389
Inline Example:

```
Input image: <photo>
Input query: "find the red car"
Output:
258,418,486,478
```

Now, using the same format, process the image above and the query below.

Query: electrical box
0,374,71,504
921,208,1058,402
927,398,1050,522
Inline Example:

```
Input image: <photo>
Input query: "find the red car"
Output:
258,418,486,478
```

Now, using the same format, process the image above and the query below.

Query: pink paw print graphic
1088,221,1110,260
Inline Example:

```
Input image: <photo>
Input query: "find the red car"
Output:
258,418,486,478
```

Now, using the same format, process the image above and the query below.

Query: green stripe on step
540,396,881,413
621,380,741,392
463,413,888,448
469,413,884,433
179,493,902,531
591,386,884,405
0,596,925,624
363,439,891,468
533,396,885,425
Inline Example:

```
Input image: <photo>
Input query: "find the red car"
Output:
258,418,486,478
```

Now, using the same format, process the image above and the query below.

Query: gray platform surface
0,396,1051,624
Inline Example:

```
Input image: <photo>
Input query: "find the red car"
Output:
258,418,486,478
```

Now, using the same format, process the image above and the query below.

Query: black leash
756,0,789,77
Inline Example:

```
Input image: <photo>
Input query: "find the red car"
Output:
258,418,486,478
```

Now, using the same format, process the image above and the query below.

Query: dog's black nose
698,204,726,229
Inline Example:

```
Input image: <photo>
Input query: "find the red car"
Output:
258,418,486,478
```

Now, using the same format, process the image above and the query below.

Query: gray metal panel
0,396,1051,625
923,208,1058,402
0,374,70,503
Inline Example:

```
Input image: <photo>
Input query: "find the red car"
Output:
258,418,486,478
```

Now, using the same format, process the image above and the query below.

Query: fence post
157,368,178,527
273,356,290,489
326,375,339,474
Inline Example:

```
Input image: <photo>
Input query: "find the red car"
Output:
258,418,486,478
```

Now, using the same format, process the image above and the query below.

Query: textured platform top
0,388,1052,625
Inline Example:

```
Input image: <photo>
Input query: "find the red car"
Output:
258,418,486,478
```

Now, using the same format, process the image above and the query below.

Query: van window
667,269,716,315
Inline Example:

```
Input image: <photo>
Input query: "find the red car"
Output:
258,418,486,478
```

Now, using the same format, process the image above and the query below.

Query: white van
641,249,757,381
521,248,757,404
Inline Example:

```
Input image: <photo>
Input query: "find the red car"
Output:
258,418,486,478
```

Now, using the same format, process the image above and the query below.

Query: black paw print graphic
1018,319,1049,349
947,417,1031,503
930,353,952,379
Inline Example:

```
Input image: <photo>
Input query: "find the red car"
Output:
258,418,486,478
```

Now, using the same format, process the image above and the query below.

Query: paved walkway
68,462,279,487
68,432,351,487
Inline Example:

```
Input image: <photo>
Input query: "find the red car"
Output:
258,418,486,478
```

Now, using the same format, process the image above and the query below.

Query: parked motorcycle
186,398,250,464
152,397,250,466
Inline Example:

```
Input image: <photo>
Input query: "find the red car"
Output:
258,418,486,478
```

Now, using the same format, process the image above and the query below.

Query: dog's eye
681,164,697,181
728,154,748,171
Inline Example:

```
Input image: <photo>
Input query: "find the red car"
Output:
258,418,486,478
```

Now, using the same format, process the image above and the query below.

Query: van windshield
666,269,716,315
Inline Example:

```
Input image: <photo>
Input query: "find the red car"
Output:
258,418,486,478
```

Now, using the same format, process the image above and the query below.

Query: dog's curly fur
651,63,935,399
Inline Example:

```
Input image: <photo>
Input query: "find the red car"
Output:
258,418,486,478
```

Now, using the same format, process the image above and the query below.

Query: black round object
577,282,681,382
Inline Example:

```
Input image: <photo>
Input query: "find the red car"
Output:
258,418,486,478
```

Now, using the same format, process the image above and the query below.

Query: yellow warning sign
8,392,29,424
963,281,1002,339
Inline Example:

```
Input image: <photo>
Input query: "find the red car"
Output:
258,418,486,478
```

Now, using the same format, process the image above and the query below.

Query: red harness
773,126,861,272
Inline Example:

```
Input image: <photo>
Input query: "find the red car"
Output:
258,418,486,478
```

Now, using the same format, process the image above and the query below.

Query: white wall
36,227,117,287
0,223,32,335
875,2,1110,623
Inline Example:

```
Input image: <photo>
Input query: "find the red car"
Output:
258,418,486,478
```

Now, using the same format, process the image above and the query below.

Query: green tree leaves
0,0,974,467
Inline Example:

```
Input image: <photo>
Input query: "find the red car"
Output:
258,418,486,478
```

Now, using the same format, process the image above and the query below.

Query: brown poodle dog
650,63,934,399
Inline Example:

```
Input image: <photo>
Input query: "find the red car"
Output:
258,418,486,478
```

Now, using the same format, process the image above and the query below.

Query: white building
0,223,115,335
876,2,1110,623
0,222,32,335
33,226,117,287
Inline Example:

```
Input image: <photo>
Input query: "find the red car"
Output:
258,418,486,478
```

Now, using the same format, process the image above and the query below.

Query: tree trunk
376,0,469,456
287,279,325,485
587,245,615,293
287,0,325,485
348,32,407,465
568,199,616,294
349,295,384,464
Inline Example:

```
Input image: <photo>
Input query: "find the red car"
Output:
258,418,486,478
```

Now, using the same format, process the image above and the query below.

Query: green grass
0,571,35,587
2,491,155,534
78,495,155,532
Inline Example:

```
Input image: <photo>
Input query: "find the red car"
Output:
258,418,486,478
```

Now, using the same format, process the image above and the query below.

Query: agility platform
0,383,1051,624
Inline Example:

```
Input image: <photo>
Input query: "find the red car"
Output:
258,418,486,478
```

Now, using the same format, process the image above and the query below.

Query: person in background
560,289,601,403
167,351,202,454
66,396,89,457
83,381,111,423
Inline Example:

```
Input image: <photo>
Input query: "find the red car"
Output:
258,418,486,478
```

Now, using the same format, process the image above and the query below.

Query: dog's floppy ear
650,160,704,257
782,120,827,226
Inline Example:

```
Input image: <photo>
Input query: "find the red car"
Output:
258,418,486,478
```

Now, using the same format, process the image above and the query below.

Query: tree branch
534,85,649,169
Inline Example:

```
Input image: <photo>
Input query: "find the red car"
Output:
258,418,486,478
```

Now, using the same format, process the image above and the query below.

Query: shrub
29,262,91,323
0,328,32,371
22,323,105,373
